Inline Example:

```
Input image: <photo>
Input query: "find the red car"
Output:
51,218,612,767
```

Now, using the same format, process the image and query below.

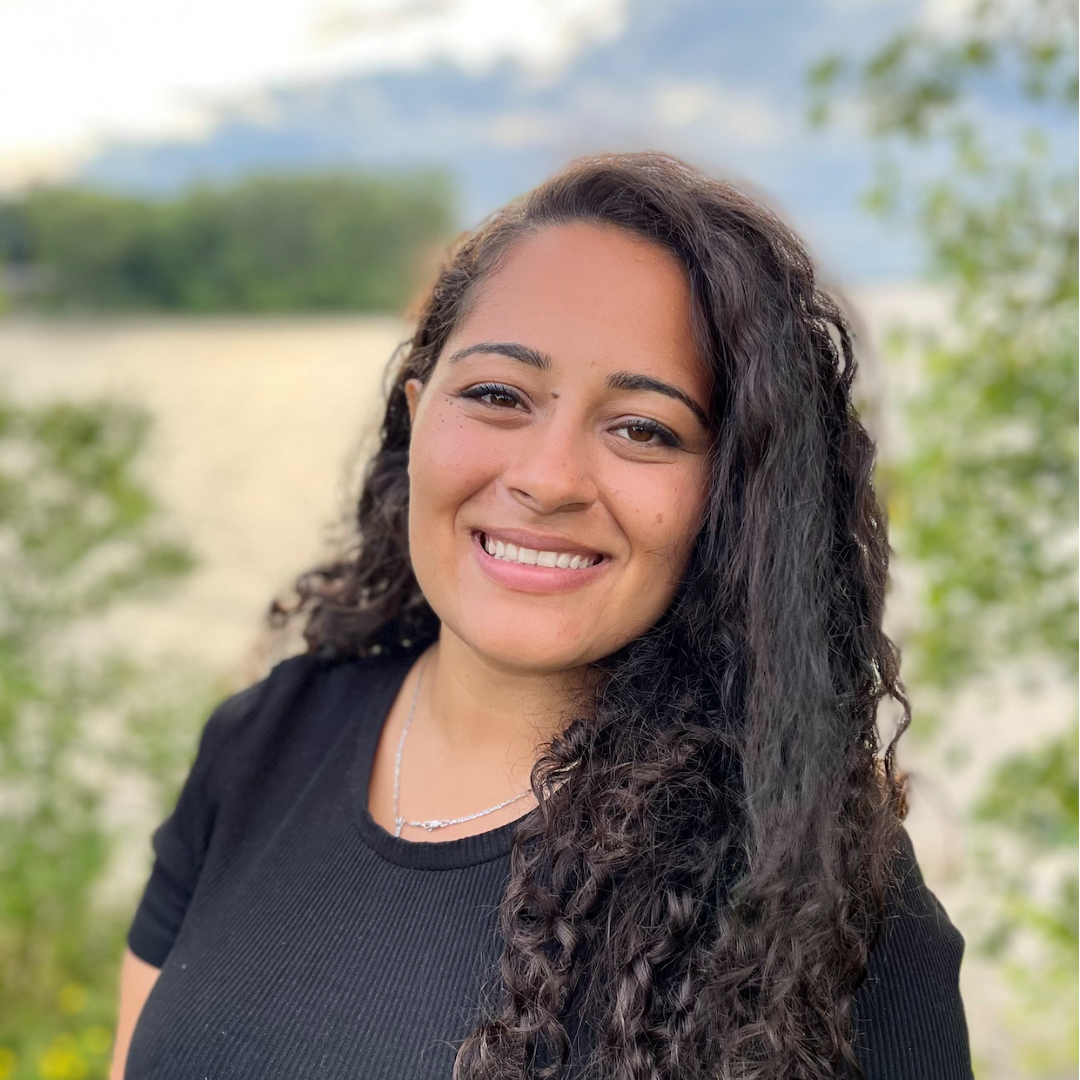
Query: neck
419,628,596,766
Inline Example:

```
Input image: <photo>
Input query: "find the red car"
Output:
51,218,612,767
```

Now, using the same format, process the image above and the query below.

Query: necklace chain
392,653,533,838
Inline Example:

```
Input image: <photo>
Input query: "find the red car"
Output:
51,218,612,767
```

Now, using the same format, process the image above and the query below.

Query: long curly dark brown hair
276,152,909,1079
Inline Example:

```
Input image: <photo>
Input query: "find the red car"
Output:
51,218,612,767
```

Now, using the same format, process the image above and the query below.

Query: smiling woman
111,152,972,1080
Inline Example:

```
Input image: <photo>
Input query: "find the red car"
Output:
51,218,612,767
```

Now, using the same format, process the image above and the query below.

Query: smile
477,531,601,570
470,530,608,594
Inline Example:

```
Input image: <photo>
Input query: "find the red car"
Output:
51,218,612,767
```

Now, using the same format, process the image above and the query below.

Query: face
405,223,712,675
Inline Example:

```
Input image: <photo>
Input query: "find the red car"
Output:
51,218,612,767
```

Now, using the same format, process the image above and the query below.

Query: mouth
469,529,609,595
473,529,605,571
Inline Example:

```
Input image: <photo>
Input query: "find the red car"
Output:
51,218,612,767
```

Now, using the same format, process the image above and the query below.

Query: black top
125,651,973,1079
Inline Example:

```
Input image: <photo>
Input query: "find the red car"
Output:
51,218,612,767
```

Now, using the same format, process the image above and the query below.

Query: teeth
480,534,597,570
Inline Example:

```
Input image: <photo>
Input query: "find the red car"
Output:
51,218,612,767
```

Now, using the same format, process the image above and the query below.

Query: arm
109,948,161,1080
112,678,270,1074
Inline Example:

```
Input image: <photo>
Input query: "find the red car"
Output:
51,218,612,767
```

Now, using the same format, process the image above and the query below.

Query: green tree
810,1,1077,1074
0,170,455,313
0,393,210,1079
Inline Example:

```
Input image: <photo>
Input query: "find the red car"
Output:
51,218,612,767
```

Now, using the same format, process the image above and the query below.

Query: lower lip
470,531,608,595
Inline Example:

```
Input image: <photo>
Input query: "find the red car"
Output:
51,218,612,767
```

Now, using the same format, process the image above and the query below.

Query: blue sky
4,0,1072,281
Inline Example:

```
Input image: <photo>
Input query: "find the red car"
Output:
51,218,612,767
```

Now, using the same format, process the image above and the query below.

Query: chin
454,613,599,674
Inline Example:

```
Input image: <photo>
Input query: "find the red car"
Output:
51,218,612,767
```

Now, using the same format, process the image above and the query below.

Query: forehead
451,223,708,395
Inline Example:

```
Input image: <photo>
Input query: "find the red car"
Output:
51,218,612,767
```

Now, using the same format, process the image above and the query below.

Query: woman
112,152,972,1079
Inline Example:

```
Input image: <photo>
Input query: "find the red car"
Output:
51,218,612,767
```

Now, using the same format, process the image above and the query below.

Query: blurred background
0,0,1075,1077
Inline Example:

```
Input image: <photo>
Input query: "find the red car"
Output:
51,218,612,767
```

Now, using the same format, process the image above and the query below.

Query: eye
611,418,682,448
459,382,526,410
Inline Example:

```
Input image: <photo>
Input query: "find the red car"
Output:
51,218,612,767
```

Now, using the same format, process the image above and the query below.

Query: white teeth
481,533,598,570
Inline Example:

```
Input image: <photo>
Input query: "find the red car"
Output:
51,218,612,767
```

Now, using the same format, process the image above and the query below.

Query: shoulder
873,829,965,964
128,650,411,967
851,829,973,1079
190,653,316,780
197,649,411,798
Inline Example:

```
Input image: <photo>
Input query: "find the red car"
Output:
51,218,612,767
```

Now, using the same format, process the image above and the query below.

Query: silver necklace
393,653,533,838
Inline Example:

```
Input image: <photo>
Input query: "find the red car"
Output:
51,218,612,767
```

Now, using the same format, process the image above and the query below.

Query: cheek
619,462,708,573
410,410,493,506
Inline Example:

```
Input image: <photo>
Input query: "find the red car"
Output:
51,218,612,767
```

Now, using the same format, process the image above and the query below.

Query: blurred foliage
811,0,1077,1075
0,170,455,313
0,393,212,1078
971,722,1078,1076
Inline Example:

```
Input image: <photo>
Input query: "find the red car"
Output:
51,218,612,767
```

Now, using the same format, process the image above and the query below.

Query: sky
0,0,1069,280
1,0,627,186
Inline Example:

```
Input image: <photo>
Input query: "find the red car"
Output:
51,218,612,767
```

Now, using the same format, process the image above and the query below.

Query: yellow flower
37,1035,87,1080
0,1047,18,1080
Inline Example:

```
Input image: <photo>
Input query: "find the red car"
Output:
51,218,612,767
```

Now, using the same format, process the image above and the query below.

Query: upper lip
473,527,606,559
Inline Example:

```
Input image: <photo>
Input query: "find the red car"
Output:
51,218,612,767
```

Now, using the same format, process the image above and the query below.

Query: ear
404,378,424,425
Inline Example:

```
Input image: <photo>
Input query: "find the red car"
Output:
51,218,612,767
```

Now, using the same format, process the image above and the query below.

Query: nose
500,410,598,515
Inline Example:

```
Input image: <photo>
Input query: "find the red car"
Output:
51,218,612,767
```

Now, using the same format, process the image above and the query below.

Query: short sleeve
851,830,974,1080
126,682,264,968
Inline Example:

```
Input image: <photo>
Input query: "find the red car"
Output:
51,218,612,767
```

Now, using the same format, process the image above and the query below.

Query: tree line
0,171,455,313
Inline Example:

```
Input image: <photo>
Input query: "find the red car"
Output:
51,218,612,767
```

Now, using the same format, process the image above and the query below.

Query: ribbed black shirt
125,651,973,1079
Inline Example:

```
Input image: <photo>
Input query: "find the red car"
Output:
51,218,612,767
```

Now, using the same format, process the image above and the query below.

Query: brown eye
460,383,525,410
611,419,681,448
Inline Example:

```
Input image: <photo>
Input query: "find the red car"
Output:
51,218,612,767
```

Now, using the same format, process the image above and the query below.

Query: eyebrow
449,340,709,429
605,371,710,429
448,341,551,369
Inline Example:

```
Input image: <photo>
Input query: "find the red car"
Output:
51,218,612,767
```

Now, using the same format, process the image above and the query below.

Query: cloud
0,0,627,188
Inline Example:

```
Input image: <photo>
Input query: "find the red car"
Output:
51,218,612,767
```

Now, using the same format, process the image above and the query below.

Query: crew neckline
349,650,534,870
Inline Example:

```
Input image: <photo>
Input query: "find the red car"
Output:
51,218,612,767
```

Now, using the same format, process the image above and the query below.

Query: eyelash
458,382,683,449
460,382,523,409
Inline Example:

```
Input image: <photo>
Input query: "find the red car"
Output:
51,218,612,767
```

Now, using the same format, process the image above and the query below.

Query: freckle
656,513,663,524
